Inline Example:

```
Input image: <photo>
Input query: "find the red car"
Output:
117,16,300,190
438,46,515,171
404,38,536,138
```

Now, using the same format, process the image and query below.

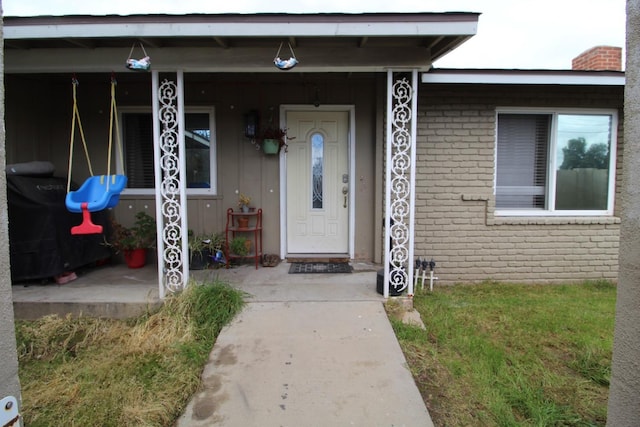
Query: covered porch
4,12,479,300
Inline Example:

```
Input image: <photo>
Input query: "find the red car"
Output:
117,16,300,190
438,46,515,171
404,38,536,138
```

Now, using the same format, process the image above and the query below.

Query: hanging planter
262,138,280,154
273,42,299,71
258,127,293,154
126,43,151,71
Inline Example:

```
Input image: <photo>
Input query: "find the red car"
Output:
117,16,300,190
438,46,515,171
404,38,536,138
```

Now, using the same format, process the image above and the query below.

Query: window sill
121,190,221,200
491,216,620,226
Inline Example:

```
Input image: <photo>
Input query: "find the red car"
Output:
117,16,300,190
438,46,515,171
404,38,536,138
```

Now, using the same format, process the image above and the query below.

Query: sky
2,0,627,69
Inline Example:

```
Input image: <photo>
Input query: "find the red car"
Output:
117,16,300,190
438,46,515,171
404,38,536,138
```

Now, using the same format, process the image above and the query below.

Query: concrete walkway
176,300,432,427
177,262,433,427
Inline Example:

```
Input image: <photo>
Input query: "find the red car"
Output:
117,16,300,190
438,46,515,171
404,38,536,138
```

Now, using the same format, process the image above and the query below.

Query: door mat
288,262,353,274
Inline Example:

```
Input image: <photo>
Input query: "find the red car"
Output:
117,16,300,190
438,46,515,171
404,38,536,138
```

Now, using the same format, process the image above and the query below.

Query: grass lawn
390,280,616,426
15,280,245,427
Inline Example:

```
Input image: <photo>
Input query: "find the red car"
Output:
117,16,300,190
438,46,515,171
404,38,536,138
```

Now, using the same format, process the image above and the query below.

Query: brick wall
572,46,622,71
416,84,624,284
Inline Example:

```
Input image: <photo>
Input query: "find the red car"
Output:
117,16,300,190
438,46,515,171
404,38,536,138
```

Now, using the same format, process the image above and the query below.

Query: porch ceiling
3,12,479,73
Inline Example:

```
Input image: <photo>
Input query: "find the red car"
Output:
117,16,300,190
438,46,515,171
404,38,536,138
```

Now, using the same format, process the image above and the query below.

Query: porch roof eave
3,12,479,74
422,68,626,86
3,12,480,39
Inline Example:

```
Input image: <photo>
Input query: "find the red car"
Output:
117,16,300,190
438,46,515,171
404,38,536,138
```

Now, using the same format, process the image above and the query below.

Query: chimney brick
572,46,622,71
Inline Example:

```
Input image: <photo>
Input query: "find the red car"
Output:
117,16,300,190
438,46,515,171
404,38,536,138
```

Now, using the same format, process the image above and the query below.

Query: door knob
342,186,348,208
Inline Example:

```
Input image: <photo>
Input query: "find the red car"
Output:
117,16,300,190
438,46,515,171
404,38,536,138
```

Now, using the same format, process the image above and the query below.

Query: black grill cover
7,174,111,282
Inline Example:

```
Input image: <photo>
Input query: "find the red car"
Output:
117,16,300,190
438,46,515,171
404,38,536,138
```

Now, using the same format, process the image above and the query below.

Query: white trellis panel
152,71,189,299
384,70,418,298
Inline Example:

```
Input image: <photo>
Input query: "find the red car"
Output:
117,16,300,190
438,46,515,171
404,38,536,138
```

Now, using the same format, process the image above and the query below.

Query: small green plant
188,230,207,254
107,211,156,252
188,231,224,263
229,236,250,256
188,231,224,252
206,232,225,252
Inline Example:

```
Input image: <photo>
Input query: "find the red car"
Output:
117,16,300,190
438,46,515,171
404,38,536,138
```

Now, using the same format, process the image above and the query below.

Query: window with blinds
495,109,617,216
121,109,216,193
496,114,551,209
123,113,155,188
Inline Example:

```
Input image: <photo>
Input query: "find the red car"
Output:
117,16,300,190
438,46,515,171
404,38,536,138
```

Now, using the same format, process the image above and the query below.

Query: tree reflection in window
311,133,323,209
185,113,211,189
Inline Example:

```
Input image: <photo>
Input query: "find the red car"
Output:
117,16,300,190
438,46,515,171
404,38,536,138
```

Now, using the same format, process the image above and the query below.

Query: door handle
342,186,348,208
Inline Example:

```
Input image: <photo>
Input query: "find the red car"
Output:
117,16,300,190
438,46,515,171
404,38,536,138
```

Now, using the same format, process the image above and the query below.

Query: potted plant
229,236,251,256
238,193,251,213
207,232,226,267
188,231,224,270
188,230,210,270
107,211,156,268
259,126,292,154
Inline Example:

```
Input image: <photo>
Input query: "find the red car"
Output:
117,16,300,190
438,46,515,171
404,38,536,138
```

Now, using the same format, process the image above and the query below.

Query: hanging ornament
274,42,299,71
126,43,151,71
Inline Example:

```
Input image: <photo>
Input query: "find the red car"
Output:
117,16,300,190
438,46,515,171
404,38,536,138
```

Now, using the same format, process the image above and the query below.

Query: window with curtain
495,109,616,215
121,108,217,194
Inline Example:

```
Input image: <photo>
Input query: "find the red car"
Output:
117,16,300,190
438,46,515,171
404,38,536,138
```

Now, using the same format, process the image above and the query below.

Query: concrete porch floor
11,260,384,319
11,261,434,426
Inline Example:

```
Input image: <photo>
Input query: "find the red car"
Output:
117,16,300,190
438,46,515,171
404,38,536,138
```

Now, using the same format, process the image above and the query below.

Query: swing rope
273,41,299,70
106,75,125,191
66,76,125,194
274,41,296,60
127,42,148,61
66,77,94,193
65,75,128,235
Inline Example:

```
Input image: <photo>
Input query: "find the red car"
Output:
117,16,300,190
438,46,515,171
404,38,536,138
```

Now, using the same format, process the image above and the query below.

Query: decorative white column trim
152,71,189,299
384,70,418,298
177,71,190,291
409,69,418,297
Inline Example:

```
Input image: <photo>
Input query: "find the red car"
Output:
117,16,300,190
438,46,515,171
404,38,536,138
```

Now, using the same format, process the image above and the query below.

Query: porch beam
213,37,229,49
139,37,161,49
5,46,433,73
430,36,468,60
63,38,95,49
424,35,444,49
3,40,29,49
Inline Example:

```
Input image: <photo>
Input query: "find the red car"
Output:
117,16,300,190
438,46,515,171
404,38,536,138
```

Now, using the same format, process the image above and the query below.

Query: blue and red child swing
65,75,127,235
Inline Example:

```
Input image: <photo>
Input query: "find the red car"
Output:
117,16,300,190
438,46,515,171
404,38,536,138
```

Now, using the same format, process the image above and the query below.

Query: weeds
16,280,245,427
393,281,615,426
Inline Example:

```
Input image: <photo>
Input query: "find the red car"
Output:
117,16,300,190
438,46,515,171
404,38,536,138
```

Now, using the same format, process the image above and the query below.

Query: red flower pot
124,248,147,269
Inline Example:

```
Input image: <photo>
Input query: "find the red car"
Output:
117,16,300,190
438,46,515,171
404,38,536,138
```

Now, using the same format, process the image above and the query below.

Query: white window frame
494,107,618,217
118,106,217,196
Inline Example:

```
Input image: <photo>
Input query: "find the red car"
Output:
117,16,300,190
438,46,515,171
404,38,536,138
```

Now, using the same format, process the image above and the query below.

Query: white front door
286,110,350,254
